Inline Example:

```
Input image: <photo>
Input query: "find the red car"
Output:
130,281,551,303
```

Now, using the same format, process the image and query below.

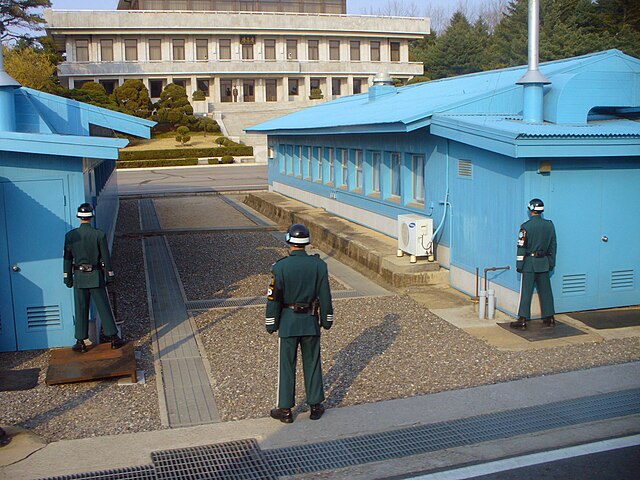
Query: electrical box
397,214,433,258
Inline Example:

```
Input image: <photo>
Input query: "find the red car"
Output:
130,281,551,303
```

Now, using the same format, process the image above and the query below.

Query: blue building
248,49,640,318
0,52,154,352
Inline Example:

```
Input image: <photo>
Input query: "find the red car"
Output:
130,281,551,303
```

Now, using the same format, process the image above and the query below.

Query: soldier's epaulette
272,256,288,266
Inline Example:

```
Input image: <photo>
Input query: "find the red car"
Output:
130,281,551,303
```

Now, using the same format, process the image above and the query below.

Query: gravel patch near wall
193,295,640,421
168,232,347,300
0,202,163,442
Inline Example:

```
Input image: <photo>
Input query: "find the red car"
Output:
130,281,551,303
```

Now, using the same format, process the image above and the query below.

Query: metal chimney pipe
516,0,551,124
0,48,21,132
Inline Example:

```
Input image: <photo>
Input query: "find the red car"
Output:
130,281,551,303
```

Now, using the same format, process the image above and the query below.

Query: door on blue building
0,179,73,352
550,166,640,312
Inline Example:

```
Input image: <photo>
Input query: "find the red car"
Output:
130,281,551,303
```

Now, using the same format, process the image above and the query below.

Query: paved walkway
2,362,638,479
140,199,220,427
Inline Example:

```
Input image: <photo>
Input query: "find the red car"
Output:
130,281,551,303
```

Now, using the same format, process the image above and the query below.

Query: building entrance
220,80,233,102
243,80,255,102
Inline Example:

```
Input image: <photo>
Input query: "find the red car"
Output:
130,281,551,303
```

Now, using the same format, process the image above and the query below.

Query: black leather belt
284,303,311,313
76,264,100,272
528,252,547,258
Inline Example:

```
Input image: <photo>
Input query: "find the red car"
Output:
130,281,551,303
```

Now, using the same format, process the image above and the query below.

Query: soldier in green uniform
511,198,557,330
63,203,125,352
266,224,334,423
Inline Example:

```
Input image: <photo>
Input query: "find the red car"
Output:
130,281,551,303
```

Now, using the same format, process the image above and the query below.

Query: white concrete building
44,3,429,110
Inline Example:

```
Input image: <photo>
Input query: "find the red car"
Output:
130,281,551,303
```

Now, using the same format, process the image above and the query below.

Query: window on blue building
305,146,312,179
371,151,381,193
295,145,302,177
327,147,335,184
391,152,401,197
315,147,323,181
340,149,348,186
412,154,425,203
355,150,363,190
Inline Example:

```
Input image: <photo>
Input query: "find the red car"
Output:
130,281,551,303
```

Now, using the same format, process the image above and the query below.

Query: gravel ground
194,296,640,421
2,196,639,443
168,232,347,300
0,200,163,442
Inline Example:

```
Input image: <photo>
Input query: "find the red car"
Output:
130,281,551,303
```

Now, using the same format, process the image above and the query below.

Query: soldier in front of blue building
64,203,125,352
266,224,334,423
511,198,557,330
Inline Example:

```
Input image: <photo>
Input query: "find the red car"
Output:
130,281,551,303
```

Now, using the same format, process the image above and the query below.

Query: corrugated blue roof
247,50,639,135
3,87,155,159
433,115,640,139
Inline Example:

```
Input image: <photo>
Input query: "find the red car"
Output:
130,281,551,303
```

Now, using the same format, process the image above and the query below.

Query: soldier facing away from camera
63,203,125,352
511,198,557,330
265,224,334,423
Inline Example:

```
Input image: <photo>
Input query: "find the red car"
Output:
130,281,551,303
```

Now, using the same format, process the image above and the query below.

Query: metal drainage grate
186,289,369,311
139,199,161,232
264,387,640,476
39,388,640,480
151,439,276,480
41,465,157,480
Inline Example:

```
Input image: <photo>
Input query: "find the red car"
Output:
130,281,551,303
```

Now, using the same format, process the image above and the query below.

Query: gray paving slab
4,362,639,480
140,201,220,427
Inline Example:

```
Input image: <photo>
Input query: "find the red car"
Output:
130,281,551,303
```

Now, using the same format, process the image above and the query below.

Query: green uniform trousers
278,336,325,409
517,271,555,319
74,287,118,341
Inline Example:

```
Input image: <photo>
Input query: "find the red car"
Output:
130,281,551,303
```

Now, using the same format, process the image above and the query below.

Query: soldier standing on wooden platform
511,198,557,330
266,224,334,423
63,203,125,352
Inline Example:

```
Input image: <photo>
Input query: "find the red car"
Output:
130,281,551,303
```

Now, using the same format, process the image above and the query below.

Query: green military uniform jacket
266,250,333,337
516,215,557,273
63,223,115,288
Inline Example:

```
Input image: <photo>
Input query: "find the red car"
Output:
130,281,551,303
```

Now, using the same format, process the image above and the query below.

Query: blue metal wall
0,151,119,351
268,130,640,315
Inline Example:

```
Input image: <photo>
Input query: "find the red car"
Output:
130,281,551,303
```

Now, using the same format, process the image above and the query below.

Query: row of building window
278,145,425,204
125,0,345,14
74,37,401,63
85,76,367,99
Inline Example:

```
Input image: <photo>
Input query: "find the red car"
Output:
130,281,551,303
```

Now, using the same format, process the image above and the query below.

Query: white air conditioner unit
397,214,433,262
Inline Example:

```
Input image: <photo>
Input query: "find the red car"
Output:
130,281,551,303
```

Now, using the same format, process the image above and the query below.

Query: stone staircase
212,100,329,162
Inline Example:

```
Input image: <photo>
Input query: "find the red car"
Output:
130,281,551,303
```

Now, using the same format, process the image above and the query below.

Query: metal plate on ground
497,319,587,341
45,342,137,385
0,368,39,391
152,439,276,480
567,307,640,329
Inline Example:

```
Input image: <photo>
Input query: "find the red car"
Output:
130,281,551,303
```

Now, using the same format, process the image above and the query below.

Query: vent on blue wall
27,305,61,329
458,159,473,178
611,270,634,290
562,274,587,295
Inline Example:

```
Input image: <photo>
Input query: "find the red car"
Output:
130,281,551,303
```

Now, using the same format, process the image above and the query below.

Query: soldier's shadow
320,313,400,411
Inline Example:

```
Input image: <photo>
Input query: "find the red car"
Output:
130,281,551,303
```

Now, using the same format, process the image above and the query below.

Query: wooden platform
45,341,137,385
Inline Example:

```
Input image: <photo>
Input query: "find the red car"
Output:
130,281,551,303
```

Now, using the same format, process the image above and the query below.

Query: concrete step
244,191,449,289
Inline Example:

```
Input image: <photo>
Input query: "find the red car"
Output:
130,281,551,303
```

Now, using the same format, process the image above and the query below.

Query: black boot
309,403,325,420
543,316,556,326
0,427,11,447
270,408,293,424
71,340,88,353
509,317,527,330
110,335,126,349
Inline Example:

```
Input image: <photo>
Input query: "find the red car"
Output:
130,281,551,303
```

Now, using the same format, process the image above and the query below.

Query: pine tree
0,0,51,41
112,79,152,119
424,11,490,79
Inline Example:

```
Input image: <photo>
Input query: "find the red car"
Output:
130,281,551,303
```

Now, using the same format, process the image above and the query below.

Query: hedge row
116,158,198,169
119,145,252,161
